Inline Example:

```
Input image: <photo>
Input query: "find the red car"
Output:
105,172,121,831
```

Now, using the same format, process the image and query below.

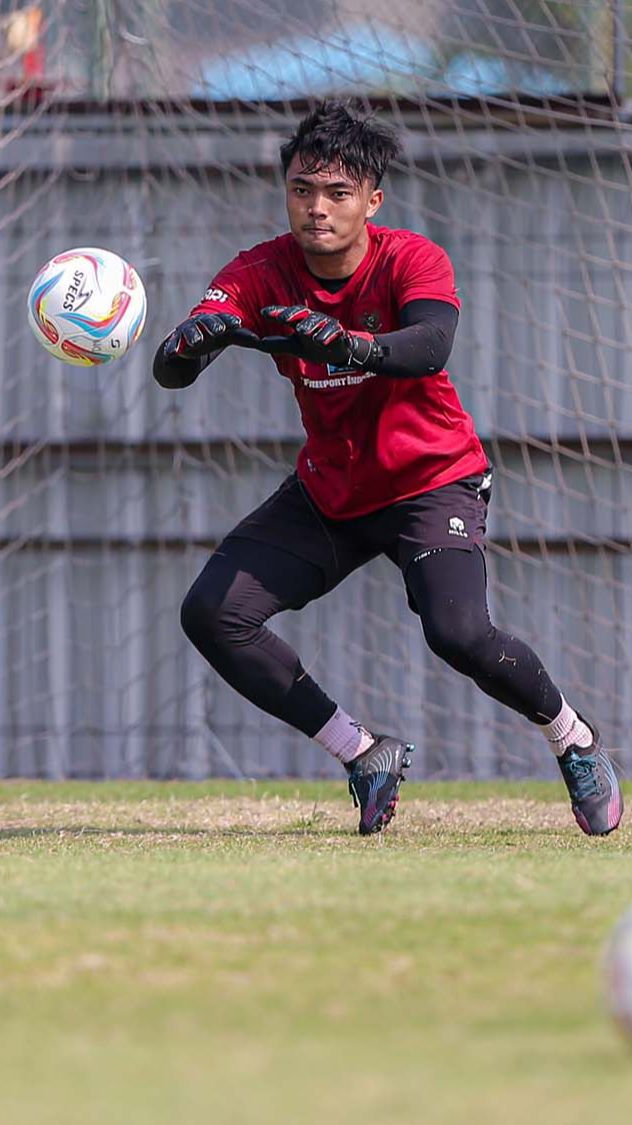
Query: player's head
281,100,401,188
281,101,402,259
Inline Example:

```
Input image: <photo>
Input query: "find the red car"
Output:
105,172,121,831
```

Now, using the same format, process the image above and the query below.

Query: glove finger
217,313,242,331
163,330,182,358
313,322,345,346
198,313,242,337
198,316,226,342
295,313,333,339
261,305,311,325
182,322,205,349
294,315,335,339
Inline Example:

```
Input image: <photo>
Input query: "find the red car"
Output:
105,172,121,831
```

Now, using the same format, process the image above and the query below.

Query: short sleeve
392,236,460,311
189,253,263,332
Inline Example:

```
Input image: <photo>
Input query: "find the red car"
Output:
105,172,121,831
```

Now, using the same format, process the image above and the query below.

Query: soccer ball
27,246,147,366
603,907,632,1037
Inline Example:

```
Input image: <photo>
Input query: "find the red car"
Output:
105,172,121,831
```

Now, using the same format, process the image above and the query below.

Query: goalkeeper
153,100,622,838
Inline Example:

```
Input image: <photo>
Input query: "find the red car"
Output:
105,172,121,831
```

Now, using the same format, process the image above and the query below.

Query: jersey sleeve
189,252,263,332
392,236,460,311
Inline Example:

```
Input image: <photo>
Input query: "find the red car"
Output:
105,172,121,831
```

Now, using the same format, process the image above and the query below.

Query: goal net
0,0,630,779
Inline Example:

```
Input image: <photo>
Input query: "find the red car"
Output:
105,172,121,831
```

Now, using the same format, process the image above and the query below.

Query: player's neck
301,228,370,280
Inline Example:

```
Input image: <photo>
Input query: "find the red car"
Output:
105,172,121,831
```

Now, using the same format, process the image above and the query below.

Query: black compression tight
405,546,561,724
180,538,562,738
180,539,338,737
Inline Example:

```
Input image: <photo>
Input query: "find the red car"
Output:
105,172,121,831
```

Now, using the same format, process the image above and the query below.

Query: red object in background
5,5,45,81
23,43,44,80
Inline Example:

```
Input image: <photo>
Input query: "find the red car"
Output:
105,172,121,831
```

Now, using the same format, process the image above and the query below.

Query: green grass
0,777,577,803
1,781,632,1125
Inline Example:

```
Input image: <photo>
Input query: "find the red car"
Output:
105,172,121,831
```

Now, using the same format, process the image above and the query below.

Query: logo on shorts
448,516,468,538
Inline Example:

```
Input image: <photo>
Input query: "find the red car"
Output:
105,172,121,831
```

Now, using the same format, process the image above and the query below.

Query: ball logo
63,270,93,313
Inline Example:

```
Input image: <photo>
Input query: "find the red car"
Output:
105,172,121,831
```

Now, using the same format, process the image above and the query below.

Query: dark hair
280,100,402,187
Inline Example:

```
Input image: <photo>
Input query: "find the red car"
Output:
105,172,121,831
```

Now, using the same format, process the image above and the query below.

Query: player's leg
181,536,336,735
405,545,623,835
181,475,413,833
181,539,413,834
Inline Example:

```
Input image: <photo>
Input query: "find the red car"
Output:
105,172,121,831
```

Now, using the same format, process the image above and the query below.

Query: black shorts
225,468,492,607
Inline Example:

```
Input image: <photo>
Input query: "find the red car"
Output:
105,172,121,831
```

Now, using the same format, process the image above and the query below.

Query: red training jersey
191,223,487,519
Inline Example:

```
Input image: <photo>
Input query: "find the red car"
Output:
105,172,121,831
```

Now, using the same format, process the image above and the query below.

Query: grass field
1,779,632,1125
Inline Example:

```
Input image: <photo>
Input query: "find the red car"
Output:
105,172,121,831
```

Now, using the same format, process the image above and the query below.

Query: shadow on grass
0,826,582,851
0,823,353,840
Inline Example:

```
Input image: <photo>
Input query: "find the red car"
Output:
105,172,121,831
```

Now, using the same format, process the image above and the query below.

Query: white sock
540,697,594,756
313,706,375,764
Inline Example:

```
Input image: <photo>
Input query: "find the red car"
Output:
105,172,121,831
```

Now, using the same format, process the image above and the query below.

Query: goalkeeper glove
164,312,261,359
261,305,383,369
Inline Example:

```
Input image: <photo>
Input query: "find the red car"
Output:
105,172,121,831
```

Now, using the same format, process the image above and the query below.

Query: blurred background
0,0,631,781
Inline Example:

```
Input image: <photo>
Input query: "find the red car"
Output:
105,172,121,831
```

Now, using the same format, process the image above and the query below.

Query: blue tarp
443,54,569,97
195,27,435,101
195,27,569,102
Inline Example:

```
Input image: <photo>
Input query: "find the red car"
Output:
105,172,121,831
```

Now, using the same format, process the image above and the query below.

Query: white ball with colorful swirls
27,246,147,366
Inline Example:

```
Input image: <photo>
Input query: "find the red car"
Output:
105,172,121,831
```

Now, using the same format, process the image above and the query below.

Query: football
603,907,632,1037
27,246,147,366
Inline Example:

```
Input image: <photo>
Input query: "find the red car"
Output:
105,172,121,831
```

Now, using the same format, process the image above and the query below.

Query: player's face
285,154,383,264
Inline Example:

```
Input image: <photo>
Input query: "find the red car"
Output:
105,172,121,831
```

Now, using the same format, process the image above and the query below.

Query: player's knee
180,580,227,649
181,574,259,660
423,612,494,672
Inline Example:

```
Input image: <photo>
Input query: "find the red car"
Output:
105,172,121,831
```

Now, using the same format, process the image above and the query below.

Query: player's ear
366,187,384,219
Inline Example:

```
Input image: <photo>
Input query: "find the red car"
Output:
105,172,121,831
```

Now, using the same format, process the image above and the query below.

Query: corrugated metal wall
1,107,631,778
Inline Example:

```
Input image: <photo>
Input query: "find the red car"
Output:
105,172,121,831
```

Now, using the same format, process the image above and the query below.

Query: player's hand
164,313,261,359
260,305,377,368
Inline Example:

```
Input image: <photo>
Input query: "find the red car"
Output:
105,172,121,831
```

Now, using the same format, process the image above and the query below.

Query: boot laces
566,752,600,800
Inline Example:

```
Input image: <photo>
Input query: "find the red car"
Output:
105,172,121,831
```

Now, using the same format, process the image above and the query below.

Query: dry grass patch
2,793,630,846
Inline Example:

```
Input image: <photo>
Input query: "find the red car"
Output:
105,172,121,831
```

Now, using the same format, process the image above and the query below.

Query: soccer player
153,100,623,838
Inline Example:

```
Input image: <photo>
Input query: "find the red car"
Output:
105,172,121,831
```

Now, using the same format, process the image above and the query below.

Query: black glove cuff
348,334,384,371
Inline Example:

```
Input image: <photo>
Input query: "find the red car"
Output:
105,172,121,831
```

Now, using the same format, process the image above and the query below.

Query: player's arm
260,236,460,376
373,298,459,377
373,237,460,376
259,299,458,377
152,312,262,389
153,258,267,390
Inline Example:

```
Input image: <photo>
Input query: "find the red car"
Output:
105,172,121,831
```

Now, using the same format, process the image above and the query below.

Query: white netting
0,0,630,777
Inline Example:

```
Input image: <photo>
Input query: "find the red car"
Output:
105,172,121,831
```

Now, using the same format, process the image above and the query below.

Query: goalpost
0,0,630,780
